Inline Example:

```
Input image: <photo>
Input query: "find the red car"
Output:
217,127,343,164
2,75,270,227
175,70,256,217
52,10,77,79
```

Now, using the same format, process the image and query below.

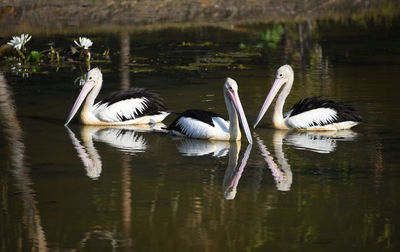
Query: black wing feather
167,109,225,132
289,96,363,124
99,88,168,121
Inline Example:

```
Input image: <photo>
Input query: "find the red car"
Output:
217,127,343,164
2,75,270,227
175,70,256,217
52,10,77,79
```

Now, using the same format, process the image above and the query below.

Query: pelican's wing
167,109,226,139
286,97,363,129
286,107,338,128
94,88,168,122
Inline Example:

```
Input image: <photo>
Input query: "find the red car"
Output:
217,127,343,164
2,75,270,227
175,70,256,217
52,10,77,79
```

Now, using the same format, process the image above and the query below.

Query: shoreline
0,0,399,36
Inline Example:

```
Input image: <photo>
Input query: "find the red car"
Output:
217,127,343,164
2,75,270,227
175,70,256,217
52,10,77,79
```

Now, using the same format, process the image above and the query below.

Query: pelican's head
253,64,294,128
85,67,103,85
224,77,239,94
65,68,103,125
224,77,252,144
275,64,293,81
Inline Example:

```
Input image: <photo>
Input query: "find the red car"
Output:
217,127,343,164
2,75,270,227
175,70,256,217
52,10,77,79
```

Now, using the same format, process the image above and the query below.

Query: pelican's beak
65,80,96,125
253,77,287,128
228,90,253,144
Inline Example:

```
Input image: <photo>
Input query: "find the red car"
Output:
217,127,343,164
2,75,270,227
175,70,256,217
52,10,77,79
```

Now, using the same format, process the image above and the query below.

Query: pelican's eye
279,73,283,77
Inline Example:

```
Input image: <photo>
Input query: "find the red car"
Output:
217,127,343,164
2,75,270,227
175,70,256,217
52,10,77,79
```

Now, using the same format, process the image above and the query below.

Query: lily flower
74,37,93,50
7,34,32,51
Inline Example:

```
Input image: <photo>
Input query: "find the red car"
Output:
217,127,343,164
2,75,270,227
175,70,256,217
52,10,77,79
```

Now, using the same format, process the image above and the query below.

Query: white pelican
65,68,169,125
253,65,363,130
167,78,253,144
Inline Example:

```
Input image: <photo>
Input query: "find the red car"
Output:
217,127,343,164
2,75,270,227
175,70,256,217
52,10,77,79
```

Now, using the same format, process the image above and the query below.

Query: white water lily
7,34,32,51
74,37,93,50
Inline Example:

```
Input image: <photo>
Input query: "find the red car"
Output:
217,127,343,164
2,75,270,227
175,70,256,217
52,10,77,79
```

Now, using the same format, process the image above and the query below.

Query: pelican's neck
80,81,102,124
224,92,241,141
273,76,293,129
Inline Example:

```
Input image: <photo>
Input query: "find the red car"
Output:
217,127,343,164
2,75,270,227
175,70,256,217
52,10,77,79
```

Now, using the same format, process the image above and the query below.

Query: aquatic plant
239,25,285,51
7,34,31,51
47,45,60,63
6,34,39,63
73,37,93,62
3,33,42,74
74,37,93,50
259,25,284,49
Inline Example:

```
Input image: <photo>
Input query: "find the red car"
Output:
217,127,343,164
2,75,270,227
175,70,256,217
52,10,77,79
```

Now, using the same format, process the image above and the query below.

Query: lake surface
1,17,400,251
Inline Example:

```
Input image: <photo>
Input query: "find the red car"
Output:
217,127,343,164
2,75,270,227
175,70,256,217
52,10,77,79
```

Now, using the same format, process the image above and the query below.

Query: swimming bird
253,65,363,130
65,68,169,125
167,78,253,144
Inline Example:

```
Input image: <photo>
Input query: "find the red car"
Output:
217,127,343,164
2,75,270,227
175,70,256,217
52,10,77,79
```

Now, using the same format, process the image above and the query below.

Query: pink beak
65,80,95,125
253,78,287,128
228,90,253,144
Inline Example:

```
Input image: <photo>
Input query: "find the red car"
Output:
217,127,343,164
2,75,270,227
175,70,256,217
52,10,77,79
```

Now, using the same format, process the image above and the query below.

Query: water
1,18,400,251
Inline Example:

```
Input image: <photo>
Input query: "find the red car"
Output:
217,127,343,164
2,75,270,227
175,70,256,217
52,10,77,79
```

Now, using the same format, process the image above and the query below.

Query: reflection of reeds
120,32,130,90
0,73,47,250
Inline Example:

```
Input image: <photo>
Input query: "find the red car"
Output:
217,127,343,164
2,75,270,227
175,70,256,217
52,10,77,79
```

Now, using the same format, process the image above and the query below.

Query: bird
65,67,169,126
167,77,253,144
253,65,363,130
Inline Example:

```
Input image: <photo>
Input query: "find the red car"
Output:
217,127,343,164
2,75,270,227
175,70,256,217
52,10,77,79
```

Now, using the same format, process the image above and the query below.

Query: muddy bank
0,0,399,35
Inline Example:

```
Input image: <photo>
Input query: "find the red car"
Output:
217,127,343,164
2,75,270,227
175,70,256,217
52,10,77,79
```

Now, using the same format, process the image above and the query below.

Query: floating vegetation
181,41,213,47
0,34,112,77
167,51,261,72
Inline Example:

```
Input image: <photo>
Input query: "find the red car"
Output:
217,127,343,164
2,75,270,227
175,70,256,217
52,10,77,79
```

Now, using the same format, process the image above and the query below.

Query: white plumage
173,116,230,140
285,108,337,129
94,98,150,122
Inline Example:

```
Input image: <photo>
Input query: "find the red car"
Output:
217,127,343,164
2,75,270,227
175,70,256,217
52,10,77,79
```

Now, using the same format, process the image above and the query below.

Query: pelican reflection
255,131,293,191
255,130,359,191
174,138,253,200
66,124,165,179
283,130,358,154
222,142,252,200
175,138,230,157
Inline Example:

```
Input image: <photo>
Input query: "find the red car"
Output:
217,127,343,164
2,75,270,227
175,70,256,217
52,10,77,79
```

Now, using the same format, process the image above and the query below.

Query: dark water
1,18,400,251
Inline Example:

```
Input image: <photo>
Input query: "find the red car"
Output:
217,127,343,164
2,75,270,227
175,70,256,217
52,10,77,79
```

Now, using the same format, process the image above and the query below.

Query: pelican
65,68,169,125
253,65,363,130
167,78,253,144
